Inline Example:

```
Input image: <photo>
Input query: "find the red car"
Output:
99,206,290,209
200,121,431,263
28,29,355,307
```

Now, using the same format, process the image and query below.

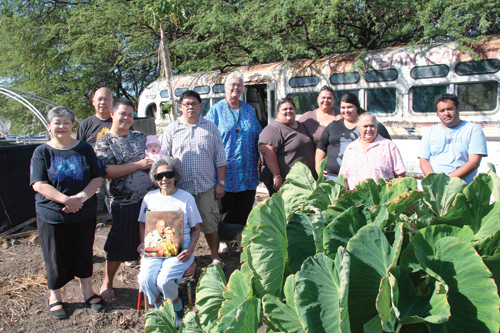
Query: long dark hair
340,93,365,115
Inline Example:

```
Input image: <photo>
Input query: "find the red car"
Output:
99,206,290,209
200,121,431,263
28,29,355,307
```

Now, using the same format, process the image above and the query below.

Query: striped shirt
160,116,227,195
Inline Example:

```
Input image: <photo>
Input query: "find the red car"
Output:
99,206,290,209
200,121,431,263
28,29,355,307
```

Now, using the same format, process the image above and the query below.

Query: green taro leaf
346,224,404,332
433,174,500,240
487,163,500,201
218,270,252,319
474,229,500,256
283,274,297,311
216,296,261,332
391,266,450,326
316,156,327,184
483,251,500,295
262,294,304,333
306,180,345,211
242,201,265,248
412,237,500,332
400,225,475,273
376,274,397,332
294,250,350,333
323,206,369,259
195,264,227,330
179,311,205,333
246,194,288,297
287,211,316,274
281,162,317,218
363,315,384,333
145,298,177,333
334,177,416,212
311,209,325,253
421,173,466,217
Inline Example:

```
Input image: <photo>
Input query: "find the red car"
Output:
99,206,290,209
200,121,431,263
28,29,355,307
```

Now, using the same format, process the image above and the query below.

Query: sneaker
175,309,184,328
220,242,230,253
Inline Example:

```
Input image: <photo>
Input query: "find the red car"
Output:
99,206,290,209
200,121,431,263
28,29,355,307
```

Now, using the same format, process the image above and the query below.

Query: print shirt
206,100,262,192
418,121,487,184
30,141,106,223
76,115,134,148
317,120,391,176
139,189,202,250
339,135,405,189
160,116,227,195
95,131,155,205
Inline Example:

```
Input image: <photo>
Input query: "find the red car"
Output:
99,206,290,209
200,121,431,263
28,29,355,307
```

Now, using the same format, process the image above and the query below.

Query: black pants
38,217,96,290
219,190,256,226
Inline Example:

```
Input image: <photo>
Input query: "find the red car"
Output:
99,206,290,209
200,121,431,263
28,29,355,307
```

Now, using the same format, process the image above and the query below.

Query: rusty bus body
138,36,500,176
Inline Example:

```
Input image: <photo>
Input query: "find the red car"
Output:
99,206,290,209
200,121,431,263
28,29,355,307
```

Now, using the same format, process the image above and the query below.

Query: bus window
411,85,448,113
194,86,210,95
366,88,397,114
410,65,449,79
457,82,498,112
333,90,359,110
289,76,319,88
213,98,224,105
455,59,500,75
287,92,318,115
160,90,169,98
213,84,225,94
330,73,360,85
200,99,210,116
365,69,398,82
175,88,188,97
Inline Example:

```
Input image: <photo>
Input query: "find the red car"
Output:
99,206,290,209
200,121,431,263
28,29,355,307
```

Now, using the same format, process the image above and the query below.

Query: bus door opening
245,84,268,129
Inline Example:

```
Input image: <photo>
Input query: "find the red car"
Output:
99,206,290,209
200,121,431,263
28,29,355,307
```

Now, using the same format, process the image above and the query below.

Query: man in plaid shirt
160,90,227,266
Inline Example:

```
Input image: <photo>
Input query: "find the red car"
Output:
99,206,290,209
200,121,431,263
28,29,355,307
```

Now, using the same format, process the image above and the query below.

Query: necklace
227,100,242,135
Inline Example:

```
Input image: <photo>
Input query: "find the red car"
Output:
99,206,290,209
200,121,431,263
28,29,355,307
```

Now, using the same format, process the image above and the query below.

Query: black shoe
85,294,106,313
47,300,67,319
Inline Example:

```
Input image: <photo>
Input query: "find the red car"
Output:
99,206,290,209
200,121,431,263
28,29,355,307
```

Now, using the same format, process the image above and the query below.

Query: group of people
30,73,487,324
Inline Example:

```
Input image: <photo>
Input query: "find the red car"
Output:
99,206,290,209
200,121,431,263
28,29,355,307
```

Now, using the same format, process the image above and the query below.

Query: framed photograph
143,211,183,258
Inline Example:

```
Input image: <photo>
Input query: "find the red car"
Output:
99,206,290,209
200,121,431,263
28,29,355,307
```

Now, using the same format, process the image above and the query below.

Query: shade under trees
0,0,499,130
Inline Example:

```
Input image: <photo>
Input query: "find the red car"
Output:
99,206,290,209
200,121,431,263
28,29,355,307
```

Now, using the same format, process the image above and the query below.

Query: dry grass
0,272,47,324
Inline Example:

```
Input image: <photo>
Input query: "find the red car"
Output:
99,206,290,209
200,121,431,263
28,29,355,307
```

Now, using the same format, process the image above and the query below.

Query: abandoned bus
137,36,500,177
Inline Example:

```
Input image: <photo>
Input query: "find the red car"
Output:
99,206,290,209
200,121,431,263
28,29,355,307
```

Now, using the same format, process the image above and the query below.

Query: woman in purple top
298,86,341,144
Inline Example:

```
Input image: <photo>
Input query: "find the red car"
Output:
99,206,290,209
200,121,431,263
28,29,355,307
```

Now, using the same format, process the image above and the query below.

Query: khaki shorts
194,187,219,234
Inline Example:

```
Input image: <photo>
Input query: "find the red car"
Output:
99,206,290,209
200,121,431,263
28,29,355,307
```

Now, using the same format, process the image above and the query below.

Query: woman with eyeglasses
316,93,391,181
206,72,262,252
259,98,317,195
299,85,342,144
137,156,201,327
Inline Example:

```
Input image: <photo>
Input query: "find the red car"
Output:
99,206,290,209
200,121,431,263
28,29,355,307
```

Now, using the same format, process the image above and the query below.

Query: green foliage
176,164,500,333
144,298,177,333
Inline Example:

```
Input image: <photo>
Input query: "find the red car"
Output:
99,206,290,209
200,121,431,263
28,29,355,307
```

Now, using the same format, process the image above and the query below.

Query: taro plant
151,161,500,333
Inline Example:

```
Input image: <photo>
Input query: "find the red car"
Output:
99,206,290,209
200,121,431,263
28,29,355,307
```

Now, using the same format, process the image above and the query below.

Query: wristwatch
218,180,225,186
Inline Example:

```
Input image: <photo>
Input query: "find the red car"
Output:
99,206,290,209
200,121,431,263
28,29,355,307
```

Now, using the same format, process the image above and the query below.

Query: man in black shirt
77,87,114,213
77,87,114,147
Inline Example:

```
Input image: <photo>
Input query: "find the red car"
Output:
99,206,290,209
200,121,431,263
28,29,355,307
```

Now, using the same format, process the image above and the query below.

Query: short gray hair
149,156,182,184
225,72,245,89
357,112,377,124
47,106,75,124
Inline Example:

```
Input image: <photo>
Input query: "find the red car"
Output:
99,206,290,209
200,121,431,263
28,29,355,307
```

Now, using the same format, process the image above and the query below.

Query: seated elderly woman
339,113,405,189
137,156,201,327
259,98,316,195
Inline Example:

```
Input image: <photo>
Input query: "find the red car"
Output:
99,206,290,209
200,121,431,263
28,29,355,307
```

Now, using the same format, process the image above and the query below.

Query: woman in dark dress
30,106,106,319
315,93,392,180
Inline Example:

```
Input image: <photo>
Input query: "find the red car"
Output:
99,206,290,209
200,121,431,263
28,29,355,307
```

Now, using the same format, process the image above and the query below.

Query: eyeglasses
229,83,243,88
153,171,176,181
181,102,199,107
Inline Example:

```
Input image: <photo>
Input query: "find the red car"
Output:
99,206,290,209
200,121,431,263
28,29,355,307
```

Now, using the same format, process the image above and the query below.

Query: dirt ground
0,193,269,333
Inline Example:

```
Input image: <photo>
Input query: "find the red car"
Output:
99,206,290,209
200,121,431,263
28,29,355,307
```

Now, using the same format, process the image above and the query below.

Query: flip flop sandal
85,294,106,313
47,300,67,319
